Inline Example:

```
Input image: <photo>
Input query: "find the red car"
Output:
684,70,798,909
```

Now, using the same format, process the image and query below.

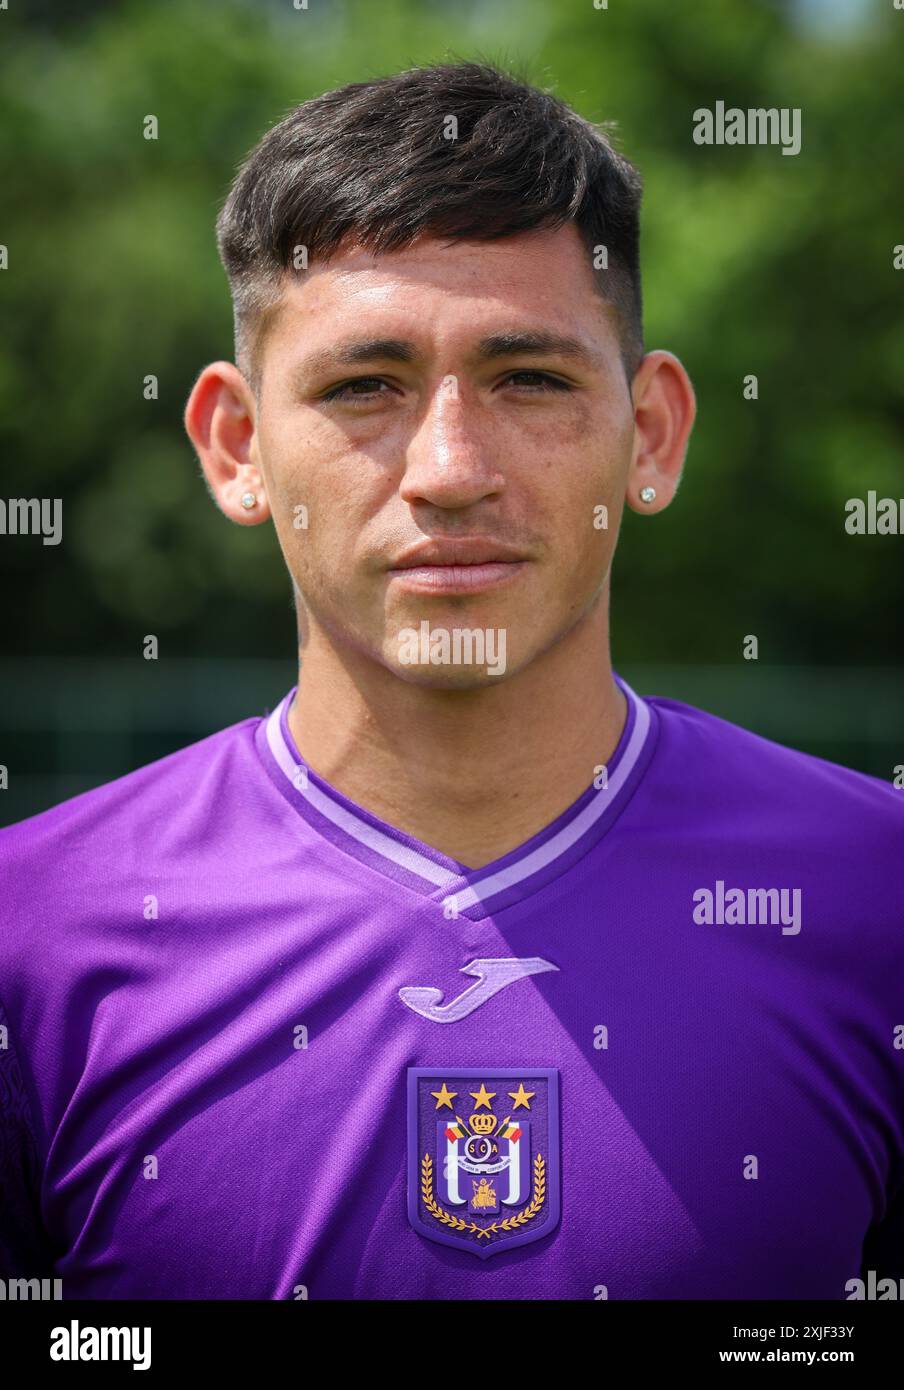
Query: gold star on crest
508,1083,535,1110
469,1083,496,1110
431,1082,457,1110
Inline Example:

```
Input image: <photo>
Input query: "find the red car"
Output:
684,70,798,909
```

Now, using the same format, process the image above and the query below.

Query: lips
389,538,528,569
391,561,525,593
386,539,529,596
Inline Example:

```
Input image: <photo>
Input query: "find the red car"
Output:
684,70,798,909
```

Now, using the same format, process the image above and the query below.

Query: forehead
262,222,613,356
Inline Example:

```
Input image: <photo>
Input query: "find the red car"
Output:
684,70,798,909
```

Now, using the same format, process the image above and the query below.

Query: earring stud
240,492,258,510
639,486,656,504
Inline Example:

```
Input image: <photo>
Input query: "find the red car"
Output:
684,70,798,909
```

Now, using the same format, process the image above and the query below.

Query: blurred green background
1,0,901,824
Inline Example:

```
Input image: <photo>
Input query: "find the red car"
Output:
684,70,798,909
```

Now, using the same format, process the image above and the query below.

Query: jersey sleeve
0,996,55,1277
860,1179,904,1285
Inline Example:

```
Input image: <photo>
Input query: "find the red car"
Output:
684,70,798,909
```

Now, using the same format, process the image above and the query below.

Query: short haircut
216,60,644,386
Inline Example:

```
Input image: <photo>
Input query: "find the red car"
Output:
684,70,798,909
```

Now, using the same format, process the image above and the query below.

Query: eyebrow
298,330,600,380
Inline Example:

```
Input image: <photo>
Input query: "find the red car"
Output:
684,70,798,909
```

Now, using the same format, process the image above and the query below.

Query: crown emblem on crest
469,1112,497,1135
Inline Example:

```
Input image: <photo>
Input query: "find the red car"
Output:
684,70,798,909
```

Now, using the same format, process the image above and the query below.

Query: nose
399,374,505,509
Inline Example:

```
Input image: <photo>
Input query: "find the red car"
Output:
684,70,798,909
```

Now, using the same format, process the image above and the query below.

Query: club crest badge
407,1068,560,1259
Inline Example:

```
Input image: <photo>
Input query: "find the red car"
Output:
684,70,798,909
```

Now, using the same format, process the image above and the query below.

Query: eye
503,371,573,393
322,377,393,402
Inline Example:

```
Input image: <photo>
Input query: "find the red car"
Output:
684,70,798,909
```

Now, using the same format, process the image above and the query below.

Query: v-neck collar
254,672,658,922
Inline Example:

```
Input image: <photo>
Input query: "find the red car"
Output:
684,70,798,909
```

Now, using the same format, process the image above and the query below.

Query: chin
386,616,512,684
384,656,513,690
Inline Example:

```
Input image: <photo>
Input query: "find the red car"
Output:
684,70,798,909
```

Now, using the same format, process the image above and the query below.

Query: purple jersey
1,676,903,1299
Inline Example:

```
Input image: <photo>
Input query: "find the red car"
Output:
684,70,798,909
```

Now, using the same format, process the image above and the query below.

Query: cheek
521,400,629,537
259,418,391,595
252,412,385,645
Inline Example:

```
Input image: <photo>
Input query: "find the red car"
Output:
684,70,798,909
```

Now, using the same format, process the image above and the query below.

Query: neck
287,597,626,869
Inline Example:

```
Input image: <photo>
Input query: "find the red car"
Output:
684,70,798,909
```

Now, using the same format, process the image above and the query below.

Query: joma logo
399,957,558,1023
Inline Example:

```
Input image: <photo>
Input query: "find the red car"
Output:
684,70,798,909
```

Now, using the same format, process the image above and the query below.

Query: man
1,61,901,1300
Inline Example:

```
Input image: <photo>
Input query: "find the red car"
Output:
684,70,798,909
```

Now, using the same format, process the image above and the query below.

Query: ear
625,350,696,515
183,361,271,525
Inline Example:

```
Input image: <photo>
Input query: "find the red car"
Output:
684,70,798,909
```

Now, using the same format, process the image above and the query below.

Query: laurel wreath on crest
421,1152,546,1239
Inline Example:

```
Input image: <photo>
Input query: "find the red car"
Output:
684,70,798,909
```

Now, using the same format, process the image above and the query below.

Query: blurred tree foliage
0,0,901,664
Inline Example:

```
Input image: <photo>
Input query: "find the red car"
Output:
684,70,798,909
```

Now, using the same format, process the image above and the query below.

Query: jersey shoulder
0,715,266,965
0,714,262,860
645,690,904,850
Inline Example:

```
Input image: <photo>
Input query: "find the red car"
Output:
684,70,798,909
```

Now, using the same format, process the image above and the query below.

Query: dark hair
217,60,644,383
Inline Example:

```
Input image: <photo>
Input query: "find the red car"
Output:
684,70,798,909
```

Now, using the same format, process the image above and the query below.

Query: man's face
251,222,636,686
